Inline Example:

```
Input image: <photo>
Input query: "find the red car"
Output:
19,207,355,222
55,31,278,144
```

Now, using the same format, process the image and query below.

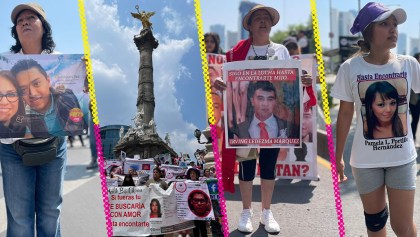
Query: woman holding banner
221,4,312,234
0,3,70,236
331,2,418,236
204,32,224,54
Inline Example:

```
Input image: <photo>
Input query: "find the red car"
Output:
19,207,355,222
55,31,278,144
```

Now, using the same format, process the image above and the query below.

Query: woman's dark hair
150,198,162,217
153,166,163,179
413,52,420,61
10,11,55,53
11,59,48,79
364,81,404,139
204,32,223,54
352,23,375,58
0,70,26,138
122,174,135,186
186,168,200,180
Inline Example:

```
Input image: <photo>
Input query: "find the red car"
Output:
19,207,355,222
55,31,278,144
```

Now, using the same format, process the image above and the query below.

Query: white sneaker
237,209,253,233
260,209,280,233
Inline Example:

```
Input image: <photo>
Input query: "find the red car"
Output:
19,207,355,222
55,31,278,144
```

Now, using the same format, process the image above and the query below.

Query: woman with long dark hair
364,81,404,139
0,71,27,138
150,199,162,218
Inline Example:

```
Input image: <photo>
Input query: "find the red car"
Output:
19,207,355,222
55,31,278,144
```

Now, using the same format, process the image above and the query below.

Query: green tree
270,14,316,53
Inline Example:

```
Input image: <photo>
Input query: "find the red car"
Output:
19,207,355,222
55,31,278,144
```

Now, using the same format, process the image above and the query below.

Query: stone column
134,28,159,125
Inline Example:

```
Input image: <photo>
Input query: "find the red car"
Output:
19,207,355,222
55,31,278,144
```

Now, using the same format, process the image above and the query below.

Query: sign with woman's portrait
358,78,408,140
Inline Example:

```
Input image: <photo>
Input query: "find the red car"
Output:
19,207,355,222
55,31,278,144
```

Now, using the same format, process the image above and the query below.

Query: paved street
225,77,420,236
0,138,107,237
225,157,339,237
328,101,420,237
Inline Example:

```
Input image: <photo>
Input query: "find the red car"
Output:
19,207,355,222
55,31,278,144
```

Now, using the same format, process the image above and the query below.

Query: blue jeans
0,137,67,237
89,116,97,161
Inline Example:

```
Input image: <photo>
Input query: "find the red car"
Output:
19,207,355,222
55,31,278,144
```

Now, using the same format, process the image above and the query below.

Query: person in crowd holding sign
146,166,168,190
10,58,88,137
150,199,162,219
0,71,28,138
221,4,312,234
363,81,405,139
186,167,208,236
204,32,224,54
0,3,75,236
186,167,200,181
331,2,418,236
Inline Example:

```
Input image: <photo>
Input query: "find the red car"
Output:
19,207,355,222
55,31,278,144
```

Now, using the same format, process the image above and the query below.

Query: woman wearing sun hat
221,4,312,234
331,2,418,236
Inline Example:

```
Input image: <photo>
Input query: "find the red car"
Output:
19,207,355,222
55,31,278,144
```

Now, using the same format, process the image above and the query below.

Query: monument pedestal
113,26,177,160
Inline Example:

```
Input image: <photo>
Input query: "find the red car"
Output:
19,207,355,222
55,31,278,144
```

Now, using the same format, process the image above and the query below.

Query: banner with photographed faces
149,184,195,235
223,59,302,148
281,54,318,180
160,164,187,181
227,55,319,180
174,180,215,220
108,186,151,236
207,53,226,158
0,54,88,138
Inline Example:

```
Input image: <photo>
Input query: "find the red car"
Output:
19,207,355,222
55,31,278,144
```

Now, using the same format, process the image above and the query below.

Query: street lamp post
193,128,214,169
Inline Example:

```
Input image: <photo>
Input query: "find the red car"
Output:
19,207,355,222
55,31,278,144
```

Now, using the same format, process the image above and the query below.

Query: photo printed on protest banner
109,186,151,236
0,54,88,138
281,54,319,180
207,53,226,156
174,181,214,221
223,59,302,148
149,184,194,235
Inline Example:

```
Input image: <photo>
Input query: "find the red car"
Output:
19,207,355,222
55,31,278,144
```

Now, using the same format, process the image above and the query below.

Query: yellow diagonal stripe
194,0,214,125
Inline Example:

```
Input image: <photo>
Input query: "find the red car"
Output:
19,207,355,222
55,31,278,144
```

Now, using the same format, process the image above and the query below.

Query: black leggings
410,102,420,140
193,220,207,237
238,148,279,181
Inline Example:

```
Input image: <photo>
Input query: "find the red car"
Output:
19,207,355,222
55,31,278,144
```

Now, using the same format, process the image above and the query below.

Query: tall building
209,24,226,51
330,8,339,49
409,37,420,56
398,33,407,55
226,30,239,51
238,1,257,40
338,11,356,37
100,125,130,160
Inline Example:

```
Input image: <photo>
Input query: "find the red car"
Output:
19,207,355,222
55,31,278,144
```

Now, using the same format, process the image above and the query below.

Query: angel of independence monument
114,6,177,159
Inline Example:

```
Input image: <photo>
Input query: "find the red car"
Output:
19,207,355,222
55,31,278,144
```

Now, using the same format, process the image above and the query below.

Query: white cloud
161,6,183,35
85,0,205,156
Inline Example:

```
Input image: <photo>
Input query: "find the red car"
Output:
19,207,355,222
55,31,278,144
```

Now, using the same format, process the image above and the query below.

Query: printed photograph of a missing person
187,189,212,218
358,78,408,140
223,60,302,148
0,54,88,138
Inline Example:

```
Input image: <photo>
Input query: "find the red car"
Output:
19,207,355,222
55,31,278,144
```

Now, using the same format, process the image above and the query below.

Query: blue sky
83,0,207,157
316,1,420,50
